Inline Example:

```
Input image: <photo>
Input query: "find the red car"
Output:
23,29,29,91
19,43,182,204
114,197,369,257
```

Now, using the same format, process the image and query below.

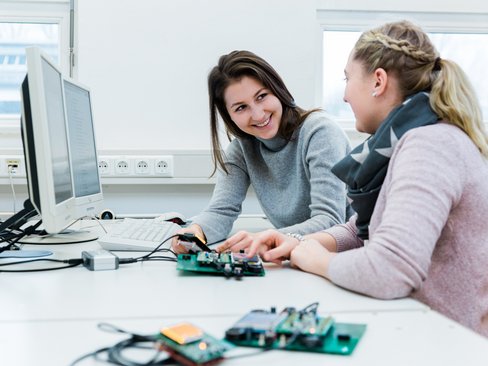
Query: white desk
1,218,486,365
2,310,487,365
0,236,426,323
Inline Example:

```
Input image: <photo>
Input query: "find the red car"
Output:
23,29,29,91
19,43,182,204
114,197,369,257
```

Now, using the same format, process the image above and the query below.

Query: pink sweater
327,123,488,337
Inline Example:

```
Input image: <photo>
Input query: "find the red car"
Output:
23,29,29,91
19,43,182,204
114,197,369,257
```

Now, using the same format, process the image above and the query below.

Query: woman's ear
371,68,388,97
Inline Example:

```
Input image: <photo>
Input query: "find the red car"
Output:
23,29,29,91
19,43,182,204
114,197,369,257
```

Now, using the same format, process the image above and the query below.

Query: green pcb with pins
225,304,366,355
176,252,265,277
159,322,233,366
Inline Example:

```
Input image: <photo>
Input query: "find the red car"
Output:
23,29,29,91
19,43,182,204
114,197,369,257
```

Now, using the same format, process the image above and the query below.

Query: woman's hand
171,224,205,254
290,239,336,279
216,230,260,254
218,229,301,265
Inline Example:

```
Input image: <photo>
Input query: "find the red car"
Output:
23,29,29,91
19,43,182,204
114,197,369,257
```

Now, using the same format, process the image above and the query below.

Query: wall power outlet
0,156,25,177
98,155,174,177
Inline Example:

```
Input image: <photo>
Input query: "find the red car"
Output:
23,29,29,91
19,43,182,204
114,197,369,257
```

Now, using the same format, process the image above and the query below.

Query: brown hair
353,20,488,157
208,50,317,175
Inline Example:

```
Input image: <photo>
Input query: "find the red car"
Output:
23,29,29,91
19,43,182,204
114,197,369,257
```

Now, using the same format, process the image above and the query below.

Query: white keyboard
97,218,181,251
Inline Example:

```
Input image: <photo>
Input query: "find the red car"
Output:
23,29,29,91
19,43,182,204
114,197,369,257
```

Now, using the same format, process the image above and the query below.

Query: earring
372,91,377,97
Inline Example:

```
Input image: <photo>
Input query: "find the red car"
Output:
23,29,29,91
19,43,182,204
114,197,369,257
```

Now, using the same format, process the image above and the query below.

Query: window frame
317,10,488,130
0,0,71,131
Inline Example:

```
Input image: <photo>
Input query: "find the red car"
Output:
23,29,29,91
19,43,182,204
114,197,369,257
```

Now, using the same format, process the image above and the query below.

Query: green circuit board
158,322,233,366
176,252,265,277
225,306,366,355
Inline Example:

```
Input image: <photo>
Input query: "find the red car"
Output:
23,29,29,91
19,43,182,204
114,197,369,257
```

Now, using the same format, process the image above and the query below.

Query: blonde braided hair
354,20,488,157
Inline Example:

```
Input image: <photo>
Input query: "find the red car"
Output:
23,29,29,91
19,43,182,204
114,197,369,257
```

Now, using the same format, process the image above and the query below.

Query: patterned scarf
332,92,439,239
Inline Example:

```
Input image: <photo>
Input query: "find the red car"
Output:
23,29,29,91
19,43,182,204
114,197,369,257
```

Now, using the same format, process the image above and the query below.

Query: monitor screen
41,57,74,205
63,78,103,217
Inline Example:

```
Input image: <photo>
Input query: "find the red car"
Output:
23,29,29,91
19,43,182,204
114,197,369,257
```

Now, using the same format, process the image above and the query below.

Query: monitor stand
18,228,98,245
0,202,96,259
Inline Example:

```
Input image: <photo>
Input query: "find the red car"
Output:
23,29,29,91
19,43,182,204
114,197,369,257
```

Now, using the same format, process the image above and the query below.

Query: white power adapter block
82,249,119,271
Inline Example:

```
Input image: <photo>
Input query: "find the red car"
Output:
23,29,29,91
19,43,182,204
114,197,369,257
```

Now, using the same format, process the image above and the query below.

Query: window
0,23,60,116
0,0,70,126
318,11,488,127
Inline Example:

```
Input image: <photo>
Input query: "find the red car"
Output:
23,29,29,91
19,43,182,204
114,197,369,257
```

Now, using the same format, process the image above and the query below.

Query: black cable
0,235,178,272
278,302,321,349
122,233,234,265
14,217,101,245
224,348,271,360
68,346,110,366
0,258,83,272
107,337,171,366
137,256,177,263
0,219,42,251
300,302,319,315
70,323,175,366
206,237,227,247
71,321,275,366
5,220,43,248
1,232,217,271
117,236,179,265
136,235,178,260
110,231,228,266
0,199,37,235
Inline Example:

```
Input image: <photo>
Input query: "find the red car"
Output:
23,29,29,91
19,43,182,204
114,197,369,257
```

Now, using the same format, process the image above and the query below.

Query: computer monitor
63,77,103,218
15,46,102,244
21,46,76,234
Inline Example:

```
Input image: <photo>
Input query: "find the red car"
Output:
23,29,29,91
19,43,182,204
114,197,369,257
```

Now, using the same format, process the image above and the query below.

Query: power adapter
82,249,119,271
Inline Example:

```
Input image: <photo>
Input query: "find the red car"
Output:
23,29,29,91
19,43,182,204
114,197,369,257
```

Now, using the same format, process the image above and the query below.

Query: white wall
76,0,320,151
76,0,488,152
1,0,488,218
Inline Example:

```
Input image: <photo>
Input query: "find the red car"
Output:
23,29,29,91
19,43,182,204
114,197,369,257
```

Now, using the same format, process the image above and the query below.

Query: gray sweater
327,123,488,337
192,111,351,243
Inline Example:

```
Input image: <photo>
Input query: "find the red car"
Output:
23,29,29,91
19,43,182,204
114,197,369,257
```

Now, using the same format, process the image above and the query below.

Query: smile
254,116,271,128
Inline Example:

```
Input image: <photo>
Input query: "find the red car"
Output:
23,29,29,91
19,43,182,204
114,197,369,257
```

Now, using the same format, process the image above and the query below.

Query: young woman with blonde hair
228,21,488,337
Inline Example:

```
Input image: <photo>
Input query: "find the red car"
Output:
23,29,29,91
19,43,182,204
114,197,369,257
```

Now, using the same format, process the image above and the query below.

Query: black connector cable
69,323,175,366
0,200,40,250
70,322,270,366
122,235,233,271
126,234,229,264
120,235,180,265
0,232,227,272
0,219,43,252
0,235,178,273
0,257,83,272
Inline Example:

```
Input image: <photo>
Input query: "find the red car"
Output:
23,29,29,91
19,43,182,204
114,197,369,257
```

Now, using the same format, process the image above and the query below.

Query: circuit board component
159,322,232,366
225,303,366,355
177,251,265,277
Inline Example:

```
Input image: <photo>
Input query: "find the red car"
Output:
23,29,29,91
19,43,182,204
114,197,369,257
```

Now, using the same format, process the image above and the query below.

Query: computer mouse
156,212,186,225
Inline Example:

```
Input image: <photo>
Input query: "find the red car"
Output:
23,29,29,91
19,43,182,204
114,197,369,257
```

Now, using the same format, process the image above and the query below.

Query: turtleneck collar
256,134,289,151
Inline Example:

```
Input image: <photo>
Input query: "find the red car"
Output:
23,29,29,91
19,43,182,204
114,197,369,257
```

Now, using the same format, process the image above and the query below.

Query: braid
354,22,437,96
353,20,488,157
372,32,434,63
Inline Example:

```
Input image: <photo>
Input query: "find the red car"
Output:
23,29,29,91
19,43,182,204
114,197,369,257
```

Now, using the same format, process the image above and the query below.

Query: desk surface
1,218,486,365
0,220,426,323
2,310,487,365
